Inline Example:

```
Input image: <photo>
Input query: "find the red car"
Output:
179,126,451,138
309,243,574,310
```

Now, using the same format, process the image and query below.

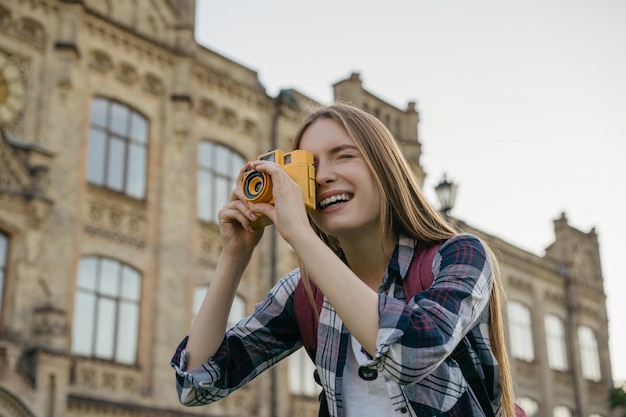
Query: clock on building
0,51,25,125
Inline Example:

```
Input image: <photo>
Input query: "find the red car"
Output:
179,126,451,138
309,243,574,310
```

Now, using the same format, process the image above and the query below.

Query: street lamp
434,173,458,216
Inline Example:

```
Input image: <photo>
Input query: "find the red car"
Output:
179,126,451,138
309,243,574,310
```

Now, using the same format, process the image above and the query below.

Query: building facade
0,1,613,417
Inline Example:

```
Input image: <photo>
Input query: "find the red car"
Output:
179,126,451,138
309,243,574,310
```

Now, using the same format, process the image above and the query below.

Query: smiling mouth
319,193,353,209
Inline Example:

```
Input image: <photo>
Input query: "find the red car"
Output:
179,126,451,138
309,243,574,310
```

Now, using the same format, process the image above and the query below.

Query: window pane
107,137,126,191
545,315,568,370
508,301,534,361
127,143,146,199
0,233,7,267
215,145,230,173
110,102,128,136
95,298,116,359
99,259,120,297
215,176,230,219
578,326,601,381
116,301,139,364
72,256,142,364
197,170,213,221
130,113,147,143
90,98,107,128
232,154,245,178
77,257,98,290
554,406,572,417
199,142,213,167
87,128,106,184
72,291,95,355
121,266,141,301
517,397,539,417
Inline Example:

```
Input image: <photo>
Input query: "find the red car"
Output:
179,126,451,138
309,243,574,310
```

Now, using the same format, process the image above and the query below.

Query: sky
194,0,626,382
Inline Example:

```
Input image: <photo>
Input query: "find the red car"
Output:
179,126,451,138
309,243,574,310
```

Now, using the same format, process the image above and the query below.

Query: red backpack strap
294,274,324,361
402,242,443,299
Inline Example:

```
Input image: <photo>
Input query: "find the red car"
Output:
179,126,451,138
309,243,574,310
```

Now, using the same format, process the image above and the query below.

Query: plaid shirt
171,233,502,417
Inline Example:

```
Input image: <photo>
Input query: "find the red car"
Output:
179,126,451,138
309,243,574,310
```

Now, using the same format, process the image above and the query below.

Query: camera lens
242,171,273,203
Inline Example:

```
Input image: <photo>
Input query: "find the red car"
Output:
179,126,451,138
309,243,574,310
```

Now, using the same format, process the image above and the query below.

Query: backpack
293,239,525,417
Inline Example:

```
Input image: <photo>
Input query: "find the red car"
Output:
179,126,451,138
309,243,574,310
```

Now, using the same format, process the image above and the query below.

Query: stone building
0,1,613,417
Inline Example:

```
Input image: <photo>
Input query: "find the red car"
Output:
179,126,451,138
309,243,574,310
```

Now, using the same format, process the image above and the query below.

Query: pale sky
194,0,626,382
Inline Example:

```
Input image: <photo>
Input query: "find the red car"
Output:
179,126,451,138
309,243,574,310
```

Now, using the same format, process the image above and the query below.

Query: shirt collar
390,235,417,281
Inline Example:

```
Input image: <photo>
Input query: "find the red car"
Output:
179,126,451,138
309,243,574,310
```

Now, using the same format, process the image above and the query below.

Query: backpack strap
402,241,442,298
294,274,324,361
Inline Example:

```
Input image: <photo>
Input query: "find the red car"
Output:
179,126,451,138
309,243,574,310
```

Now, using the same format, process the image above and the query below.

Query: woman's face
299,118,383,240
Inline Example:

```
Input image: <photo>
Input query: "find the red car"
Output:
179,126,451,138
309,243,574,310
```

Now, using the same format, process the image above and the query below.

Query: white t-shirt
343,335,395,417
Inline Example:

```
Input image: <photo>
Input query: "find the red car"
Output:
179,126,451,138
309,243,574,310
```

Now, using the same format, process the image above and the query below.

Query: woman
171,103,516,417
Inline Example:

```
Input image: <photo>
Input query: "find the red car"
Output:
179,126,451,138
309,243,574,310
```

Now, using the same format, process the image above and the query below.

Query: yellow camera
242,149,316,227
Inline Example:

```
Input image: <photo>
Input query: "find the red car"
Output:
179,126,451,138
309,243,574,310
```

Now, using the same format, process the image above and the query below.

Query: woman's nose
314,160,335,187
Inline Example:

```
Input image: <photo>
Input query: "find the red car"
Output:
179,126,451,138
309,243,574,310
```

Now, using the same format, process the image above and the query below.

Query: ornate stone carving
197,98,218,119
84,190,147,248
31,303,68,351
219,108,238,128
115,61,139,85
141,72,164,96
89,49,113,73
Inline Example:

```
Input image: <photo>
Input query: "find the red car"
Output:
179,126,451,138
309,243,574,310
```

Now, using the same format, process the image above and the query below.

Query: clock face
0,52,25,125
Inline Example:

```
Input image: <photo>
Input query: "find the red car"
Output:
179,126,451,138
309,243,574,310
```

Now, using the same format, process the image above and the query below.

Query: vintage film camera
242,149,316,228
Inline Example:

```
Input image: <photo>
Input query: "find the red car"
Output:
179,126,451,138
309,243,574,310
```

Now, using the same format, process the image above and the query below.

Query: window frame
578,325,602,381
87,97,149,200
508,300,535,362
197,141,246,224
71,255,142,365
545,314,569,371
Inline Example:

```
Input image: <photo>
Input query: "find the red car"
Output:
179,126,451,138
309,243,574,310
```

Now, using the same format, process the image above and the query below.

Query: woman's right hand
217,163,265,258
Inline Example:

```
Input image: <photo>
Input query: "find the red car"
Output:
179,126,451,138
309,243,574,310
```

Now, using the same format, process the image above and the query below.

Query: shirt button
400,407,408,413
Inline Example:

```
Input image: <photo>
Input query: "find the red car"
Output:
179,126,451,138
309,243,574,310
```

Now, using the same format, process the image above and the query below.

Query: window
289,348,321,397
554,405,572,417
193,286,245,328
545,314,568,370
71,256,141,364
508,301,534,361
198,141,245,223
517,397,539,417
578,326,601,381
0,232,7,318
87,97,148,199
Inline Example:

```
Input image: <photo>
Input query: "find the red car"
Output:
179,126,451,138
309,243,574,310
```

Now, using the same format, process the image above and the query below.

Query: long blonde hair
292,103,516,417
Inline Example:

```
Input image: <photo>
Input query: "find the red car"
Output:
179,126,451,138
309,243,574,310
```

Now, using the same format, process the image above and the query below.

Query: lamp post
434,173,458,216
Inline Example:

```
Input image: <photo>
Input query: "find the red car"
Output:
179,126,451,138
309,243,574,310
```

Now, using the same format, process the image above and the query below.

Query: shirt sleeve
369,234,494,385
170,269,303,406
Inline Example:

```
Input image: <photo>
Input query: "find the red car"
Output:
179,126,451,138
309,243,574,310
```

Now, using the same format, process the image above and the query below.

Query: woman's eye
338,153,355,160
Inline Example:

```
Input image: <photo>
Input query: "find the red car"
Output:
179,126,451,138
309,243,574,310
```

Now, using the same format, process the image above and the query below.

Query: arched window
508,301,534,361
87,97,149,199
197,141,245,223
578,325,602,381
545,314,568,370
71,256,142,364
0,232,8,319
554,405,572,417
517,397,539,417
193,285,245,328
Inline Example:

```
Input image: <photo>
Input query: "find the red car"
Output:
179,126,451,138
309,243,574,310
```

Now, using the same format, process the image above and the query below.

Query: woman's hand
217,163,265,257
247,160,314,244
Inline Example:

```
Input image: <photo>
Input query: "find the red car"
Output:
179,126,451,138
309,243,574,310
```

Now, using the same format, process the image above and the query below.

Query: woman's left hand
247,160,314,244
